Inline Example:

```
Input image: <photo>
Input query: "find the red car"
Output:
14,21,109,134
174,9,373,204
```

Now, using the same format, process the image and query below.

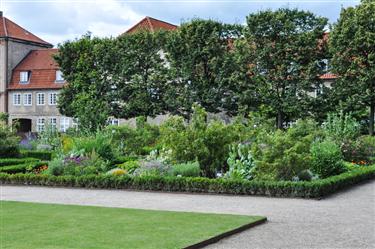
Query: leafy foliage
170,162,201,177
236,8,328,128
252,119,321,180
0,123,20,158
322,112,361,143
164,19,243,117
341,135,375,165
310,140,345,178
329,0,375,135
224,143,256,180
107,117,160,156
55,34,114,131
70,131,116,163
159,105,243,177
2,165,374,198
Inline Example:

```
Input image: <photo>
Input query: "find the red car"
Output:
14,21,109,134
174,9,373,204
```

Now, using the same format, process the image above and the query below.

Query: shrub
46,151,108,176
46,157,65,176
71,130,116,163
0,123,20,158
322,112,361,143
341,135,375,165
118,160,140,174
107,117,160,156
159,105,244,177
112,155,139,165
294,169,319,182
0,161,47,174
0,158,39,167
310,140,345,178
252,119,320,181
20,150,52,161
224,143,256,180
133,160,171,177
34,124,62,151
170,162,201,177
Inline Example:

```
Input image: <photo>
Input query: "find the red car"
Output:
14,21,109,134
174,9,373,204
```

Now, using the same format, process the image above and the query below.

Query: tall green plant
0,123,20,158
310,140,345,178
322,112,361,143
252,119,321,180
159,105,240,177
225,143,255,180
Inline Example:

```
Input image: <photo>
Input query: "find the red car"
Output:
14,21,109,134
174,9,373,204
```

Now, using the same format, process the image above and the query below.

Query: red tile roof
8,49,65,90
125,16,177,34
0,14,52,46
319,73,337,80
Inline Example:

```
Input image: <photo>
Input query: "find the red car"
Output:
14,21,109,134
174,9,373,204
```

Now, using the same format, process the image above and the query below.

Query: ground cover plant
0,201,265,249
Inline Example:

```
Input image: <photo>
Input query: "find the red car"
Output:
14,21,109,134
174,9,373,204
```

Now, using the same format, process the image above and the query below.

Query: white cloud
2,0,359,47
2,0,143,46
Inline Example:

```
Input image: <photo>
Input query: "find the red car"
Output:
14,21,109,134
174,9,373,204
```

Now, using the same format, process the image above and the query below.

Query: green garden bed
1,165,374,198
0,201,265,249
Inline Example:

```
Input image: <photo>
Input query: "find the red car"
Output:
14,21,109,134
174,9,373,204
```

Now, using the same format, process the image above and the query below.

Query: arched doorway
13,119,32,133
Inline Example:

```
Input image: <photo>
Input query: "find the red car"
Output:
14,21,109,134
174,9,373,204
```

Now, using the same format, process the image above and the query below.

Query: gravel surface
1,180,374,249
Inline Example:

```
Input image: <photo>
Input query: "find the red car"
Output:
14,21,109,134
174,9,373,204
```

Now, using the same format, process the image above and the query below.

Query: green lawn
0,201,265,249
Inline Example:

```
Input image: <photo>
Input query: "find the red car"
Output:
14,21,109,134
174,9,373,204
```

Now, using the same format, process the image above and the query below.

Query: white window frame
19,71,30,84
315,84,324,97
60,117,70,132
37,118,45,132
108,118,119,126
55,70,65,83
13,93,21,106
322,59,329,73
49,117,57,131
23,93,32,106
37,93,45,106
49,92,58,106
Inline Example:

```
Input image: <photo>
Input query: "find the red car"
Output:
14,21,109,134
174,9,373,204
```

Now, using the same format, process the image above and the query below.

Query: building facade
0,13,178,132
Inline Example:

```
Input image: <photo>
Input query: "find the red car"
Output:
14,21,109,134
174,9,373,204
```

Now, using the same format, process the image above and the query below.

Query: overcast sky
1,0,359,47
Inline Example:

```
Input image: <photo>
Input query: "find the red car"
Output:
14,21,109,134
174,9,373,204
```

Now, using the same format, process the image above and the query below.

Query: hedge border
0,162,48,174
0,158,39,167
1,166,374,198
20,150,53,161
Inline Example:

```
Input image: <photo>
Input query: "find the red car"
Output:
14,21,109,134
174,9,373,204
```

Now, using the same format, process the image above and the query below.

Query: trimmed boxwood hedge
1,165,374,198
0,158,39,167
0,161,48,174
20,150,52,161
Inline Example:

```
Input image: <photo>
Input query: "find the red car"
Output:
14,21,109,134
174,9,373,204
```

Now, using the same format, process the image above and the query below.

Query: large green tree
55,34,116,131
164,19,242,118
112,31,171,119
329,0,375,135
55,31,171,131
237,9,328,129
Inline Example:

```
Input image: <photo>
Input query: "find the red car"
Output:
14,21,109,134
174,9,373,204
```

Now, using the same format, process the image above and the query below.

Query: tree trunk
369,101,375,136
277,110,283,129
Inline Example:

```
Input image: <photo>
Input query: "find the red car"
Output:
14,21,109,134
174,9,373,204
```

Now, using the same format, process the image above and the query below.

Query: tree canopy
164,19,243,117
54,7,374,134
329,0,375,135
235,8,328,129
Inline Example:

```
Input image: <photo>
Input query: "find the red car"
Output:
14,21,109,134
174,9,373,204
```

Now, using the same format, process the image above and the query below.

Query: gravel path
1,181,375,249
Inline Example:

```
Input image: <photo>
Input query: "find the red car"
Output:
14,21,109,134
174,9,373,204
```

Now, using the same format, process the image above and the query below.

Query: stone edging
183,217,267,249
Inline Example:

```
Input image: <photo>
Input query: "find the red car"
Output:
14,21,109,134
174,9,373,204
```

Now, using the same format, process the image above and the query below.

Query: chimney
0,11,3,17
